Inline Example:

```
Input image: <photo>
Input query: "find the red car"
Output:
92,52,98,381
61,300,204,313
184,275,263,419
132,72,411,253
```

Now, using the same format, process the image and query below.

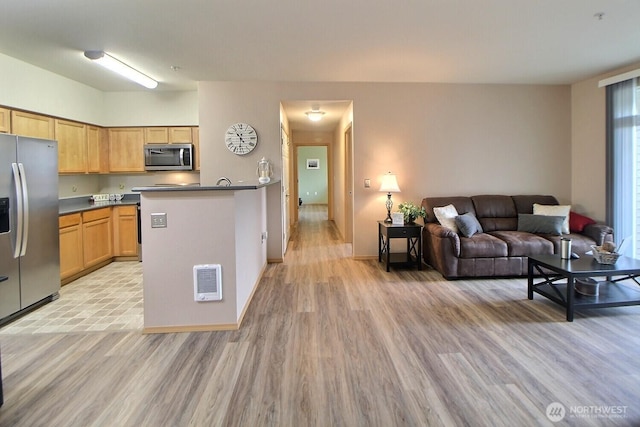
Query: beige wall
197,81,571,258
571,61,640,222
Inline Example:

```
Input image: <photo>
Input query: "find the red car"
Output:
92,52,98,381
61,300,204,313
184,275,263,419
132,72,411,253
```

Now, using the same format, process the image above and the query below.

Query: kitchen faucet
216,177,231,186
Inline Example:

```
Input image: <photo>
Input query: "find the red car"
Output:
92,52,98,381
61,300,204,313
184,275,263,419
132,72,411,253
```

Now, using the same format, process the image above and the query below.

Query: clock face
225,123,258,155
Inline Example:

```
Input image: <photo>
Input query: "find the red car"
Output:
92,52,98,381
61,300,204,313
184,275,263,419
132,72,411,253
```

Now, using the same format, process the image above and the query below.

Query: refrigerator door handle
18,163,29,256
11,163,24,258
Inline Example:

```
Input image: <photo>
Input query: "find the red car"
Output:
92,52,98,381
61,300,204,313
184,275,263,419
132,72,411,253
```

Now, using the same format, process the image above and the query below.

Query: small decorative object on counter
257,157,272,184
398,201,426,224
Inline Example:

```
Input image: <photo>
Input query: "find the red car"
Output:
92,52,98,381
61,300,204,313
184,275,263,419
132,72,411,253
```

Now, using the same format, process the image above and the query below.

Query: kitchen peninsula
134,181,280,333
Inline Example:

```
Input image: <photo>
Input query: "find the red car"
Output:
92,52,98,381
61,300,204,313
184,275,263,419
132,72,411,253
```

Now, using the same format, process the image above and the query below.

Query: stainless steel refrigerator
0,134,60,322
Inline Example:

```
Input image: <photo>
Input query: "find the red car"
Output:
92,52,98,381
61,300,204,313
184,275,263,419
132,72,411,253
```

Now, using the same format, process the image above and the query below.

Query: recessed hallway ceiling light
305,108,325,122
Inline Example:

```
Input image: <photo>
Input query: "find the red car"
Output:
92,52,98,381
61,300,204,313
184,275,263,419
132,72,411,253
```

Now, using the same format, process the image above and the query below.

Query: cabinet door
108,128,145,172
113,206,138,256
82,208,112,268
144,127,169,143
169,127,193,143
55,119,87,173
11,111,55,139
192,127,200,171
59,214,84,281
0,107,10,133
87,126,109,173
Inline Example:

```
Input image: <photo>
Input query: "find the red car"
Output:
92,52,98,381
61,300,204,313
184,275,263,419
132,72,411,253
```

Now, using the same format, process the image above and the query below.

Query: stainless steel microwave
144,143,194,171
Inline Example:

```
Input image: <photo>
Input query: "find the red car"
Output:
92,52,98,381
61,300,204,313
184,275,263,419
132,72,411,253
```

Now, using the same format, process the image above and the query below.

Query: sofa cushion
422,197,474,224
533,203,571,234
517,214,564,235
459,233,508,258
540,233,598,255
471,195,517,232
489,230,555,257
455,212,483,238
512,195,558,214
433,204,459,233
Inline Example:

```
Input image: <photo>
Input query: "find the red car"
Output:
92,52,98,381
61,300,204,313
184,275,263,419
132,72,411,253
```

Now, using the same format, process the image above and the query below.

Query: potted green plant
398,201,426,224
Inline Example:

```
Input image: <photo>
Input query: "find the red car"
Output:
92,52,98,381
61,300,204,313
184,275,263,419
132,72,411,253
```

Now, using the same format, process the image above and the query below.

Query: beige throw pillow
433,204,459,233
533,203,571,234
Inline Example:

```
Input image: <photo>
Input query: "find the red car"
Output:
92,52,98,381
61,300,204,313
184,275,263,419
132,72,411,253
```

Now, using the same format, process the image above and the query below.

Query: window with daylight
606,77,640,257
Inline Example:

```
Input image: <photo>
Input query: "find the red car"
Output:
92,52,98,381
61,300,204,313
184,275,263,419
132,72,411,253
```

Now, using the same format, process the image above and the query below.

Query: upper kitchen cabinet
169,127,193,143
0,107,10,133
55,119,87,174
144,126,193,144
87,126,109,173
108,128,145,172
11,111,55,139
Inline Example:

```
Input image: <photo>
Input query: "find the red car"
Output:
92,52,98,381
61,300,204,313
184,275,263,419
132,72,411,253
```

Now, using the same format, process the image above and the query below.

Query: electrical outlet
364,179,371,188
119,183,125,190
151,213,167,228
261,231,268,243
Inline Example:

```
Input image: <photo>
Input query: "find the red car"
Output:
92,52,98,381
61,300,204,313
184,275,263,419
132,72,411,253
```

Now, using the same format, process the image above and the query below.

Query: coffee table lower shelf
533,281,640,310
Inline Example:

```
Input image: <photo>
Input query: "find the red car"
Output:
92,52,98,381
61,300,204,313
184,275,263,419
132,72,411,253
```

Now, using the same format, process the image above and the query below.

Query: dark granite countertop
59,194,140,215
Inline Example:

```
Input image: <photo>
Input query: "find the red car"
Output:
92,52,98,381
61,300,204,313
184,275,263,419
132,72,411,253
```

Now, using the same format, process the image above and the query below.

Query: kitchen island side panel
141,191,239,329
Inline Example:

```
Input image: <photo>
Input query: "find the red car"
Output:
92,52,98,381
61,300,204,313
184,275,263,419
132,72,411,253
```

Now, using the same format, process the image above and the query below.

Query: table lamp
379,172,401,223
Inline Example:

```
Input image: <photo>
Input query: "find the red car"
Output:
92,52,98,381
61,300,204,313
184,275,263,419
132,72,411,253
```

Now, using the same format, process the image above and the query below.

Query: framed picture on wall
306,159,320,169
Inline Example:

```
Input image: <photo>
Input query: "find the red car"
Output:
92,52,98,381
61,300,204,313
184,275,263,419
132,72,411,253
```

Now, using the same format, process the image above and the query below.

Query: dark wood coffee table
528,254,640,321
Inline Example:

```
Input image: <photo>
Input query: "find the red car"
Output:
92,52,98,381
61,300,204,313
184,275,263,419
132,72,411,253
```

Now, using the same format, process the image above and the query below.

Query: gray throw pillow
455,212,484,238
517,214,564,235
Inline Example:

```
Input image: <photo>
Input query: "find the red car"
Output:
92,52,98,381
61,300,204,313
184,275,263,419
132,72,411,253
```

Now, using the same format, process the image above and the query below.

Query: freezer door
0,134,21,318
16,137,60,308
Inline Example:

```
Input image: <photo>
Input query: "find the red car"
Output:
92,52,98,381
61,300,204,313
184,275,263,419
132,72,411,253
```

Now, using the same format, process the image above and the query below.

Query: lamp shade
379,173,401,193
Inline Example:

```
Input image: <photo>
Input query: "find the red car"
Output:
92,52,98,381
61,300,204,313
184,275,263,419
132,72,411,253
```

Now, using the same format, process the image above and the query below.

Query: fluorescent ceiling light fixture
84,50,158,89
305,109,325,122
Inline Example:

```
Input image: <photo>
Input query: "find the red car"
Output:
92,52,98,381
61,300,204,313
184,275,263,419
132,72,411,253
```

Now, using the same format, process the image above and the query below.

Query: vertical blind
606,78,639,255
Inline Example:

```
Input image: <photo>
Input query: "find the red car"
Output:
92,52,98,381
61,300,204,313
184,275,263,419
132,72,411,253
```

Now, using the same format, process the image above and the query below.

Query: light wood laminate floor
0,205,639,426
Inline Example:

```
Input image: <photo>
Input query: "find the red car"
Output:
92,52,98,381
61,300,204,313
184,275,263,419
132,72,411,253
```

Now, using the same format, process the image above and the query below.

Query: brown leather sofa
421,195,614,279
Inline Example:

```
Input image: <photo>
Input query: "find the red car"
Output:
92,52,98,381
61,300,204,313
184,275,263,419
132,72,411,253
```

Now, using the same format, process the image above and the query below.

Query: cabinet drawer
59,213,82,228
386,227,421,238
116,205,137,216
83,207,111,222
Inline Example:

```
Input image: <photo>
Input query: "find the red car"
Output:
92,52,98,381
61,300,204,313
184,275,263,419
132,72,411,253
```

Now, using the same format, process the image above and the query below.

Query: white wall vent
193,264,222,301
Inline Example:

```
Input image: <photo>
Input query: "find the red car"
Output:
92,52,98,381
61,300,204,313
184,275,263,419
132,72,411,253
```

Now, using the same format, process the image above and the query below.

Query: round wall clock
225,123,258,155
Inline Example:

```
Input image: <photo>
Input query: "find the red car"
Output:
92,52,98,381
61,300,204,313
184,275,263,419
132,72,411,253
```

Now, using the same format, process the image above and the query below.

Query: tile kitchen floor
0,261,143,335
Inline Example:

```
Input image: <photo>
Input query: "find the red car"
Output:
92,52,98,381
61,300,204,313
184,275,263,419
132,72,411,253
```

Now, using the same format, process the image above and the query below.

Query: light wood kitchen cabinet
11,110,55,139
55,119,87,173
87,126,109,173
82,208,112,268
113,206,138,257
108,127,145,172
169,127,193,143
144,126,193,144
59,213,84,281
192,127,200,171
144,127,169,143
0,107,10,133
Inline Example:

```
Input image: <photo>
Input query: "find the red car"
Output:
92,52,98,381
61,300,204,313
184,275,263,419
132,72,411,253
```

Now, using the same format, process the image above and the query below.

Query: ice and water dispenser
0,197,9,234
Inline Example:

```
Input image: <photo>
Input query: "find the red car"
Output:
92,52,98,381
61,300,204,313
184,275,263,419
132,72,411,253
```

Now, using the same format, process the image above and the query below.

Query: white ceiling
1,0,639,130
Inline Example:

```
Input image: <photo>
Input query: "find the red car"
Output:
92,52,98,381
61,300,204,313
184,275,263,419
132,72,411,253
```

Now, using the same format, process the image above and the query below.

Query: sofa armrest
581,223,614,246
424,223,460,257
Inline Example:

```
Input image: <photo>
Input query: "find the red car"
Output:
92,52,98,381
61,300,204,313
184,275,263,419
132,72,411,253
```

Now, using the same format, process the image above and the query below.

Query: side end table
378,221,423,272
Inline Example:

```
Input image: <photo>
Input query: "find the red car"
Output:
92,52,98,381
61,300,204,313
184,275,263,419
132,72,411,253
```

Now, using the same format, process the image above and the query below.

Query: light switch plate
151,213,167,228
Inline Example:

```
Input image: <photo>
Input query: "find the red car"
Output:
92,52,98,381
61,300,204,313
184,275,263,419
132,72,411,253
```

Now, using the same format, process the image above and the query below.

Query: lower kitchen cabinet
82,208,112,268
113,206,138,257
59,205,139,284
59,213,83,280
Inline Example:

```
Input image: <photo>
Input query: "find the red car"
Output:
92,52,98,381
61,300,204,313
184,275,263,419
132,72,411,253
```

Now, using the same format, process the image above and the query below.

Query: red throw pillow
569,211,596,233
